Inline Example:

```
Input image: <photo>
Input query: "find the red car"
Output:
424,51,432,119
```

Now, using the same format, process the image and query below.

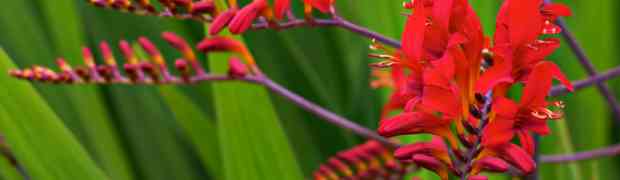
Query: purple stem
551,66,620,96
255,76,400,148
544,0,620,124
541,143,620,163
251,17,401,48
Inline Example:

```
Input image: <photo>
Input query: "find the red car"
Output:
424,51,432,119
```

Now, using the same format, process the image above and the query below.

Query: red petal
402,1,427,62
475,57,513,93
307,0,332,13
521,38,561,64
228,0,267,34
508,0,544,47
274,0,291,20
498,144,536,174
476,157,509,172
425,52,454,87
494,97,519,117
421,85,460,117
542,3,572,17
378,112,448,138
494,1,510,46
521,61,572,107
517,130,535,155
209,9,236,35
482,116,515,147
411,154,448,179
468,176,488,180
521,117,551,135
431,0,453,30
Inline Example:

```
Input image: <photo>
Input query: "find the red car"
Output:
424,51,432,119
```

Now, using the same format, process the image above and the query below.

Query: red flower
274,0,291,19
378,112,458,148
303,0,334,14
477,0,572,93
228,0,269,34
482,61,572,154
374,0,574,177
479,143,536,174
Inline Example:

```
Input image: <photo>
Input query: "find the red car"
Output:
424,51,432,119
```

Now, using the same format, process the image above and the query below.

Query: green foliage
0,49,107,180
0,0,619,180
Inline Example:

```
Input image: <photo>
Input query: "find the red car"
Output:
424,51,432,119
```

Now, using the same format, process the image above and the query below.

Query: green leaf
208,56,304,179
549,0,620,179
158,86,221,179
30,1,135,179
206,2,304,179
0,49,108,180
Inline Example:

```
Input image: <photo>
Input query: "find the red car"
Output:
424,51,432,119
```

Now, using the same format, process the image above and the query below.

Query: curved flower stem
550,66,620,96
540,143,620,163
252,16,401,48
253,75,400,148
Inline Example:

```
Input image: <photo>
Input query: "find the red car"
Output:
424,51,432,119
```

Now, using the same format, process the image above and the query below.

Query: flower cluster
87,0,336,35
313,141,414,180
9,32,253,84
372,0,574,179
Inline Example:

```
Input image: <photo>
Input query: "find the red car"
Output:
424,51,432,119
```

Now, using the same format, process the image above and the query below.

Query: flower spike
376,0,573,178
8,32,245,85
312,141,414,180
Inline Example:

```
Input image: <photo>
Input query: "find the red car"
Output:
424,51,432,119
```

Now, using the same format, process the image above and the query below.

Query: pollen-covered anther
530,107,563,120
369,60,397,69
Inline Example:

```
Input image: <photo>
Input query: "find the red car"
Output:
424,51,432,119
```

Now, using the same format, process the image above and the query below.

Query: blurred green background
0,0,619,179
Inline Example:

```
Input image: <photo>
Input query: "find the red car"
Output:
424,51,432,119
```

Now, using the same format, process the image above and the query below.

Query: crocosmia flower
372,0,574,178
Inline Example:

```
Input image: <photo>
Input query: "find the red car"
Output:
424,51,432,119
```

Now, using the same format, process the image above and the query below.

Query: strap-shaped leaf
0,49,108,180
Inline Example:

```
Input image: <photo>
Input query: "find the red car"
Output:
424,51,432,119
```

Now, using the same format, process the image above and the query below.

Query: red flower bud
472,157,509,174
191,0,215,14
119,40,139,64
411,154,448,180
209,9,237,35
468,175,488,180
228,0,268,34
228,57,248,78
162,32,197,62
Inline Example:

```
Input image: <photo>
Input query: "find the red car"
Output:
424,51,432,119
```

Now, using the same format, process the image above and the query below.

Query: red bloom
228,0,269,34
375,0,574,178
482,61,572,154
477,0,572,93
303,0,334,13
274,0,291,19
378,112,458,148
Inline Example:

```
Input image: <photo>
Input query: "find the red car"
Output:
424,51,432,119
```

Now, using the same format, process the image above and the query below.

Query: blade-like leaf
207,2,304,179
31,1,135,179
0,49,108,180
158,86,221,179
